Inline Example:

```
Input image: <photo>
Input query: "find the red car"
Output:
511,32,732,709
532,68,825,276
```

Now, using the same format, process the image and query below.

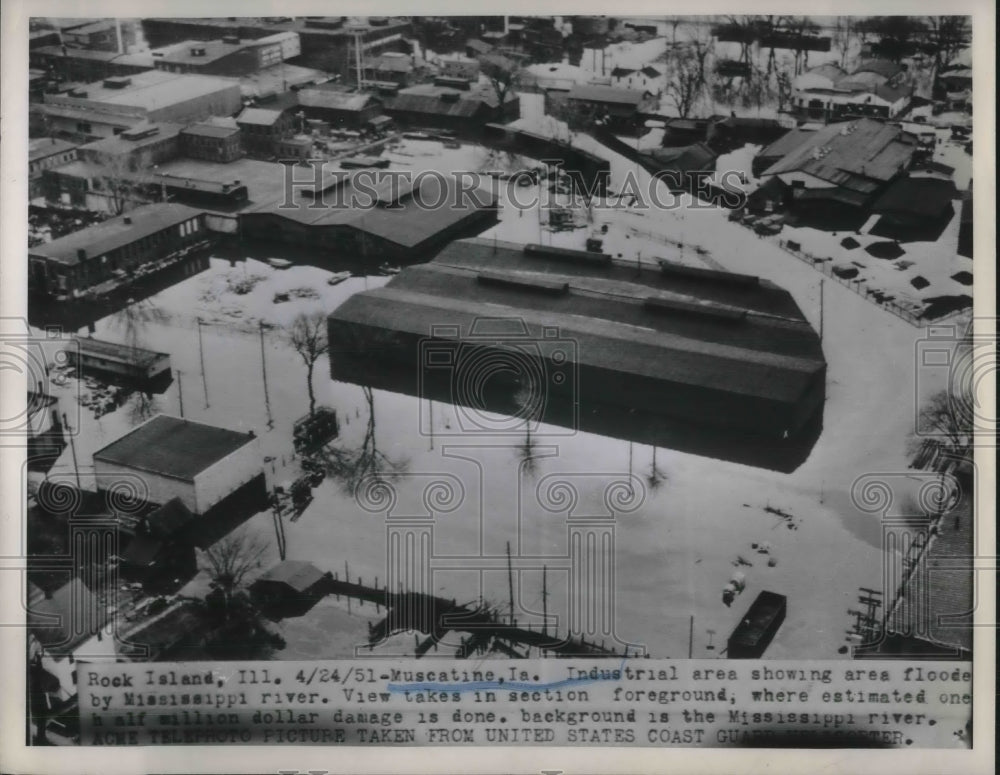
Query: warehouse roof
760,118,915,192
46,70,239,111
181,121,241,139
236,106,286,126
872,176,957,218
80,122,184,157
296,89,378,112
29,137,79,162
29,203,205,266
757,128,816,160
71,336,168,367
330,239,824,403
93,414,257,481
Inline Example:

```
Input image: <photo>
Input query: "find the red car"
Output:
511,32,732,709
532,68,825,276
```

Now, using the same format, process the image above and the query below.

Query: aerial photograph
17,14,977,745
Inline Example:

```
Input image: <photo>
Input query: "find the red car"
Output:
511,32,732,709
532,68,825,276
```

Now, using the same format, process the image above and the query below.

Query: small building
66,336,171,383
565,84,656,132
295,89,383,130
707,116,787,154
121,602,209,660
121,497,197,582
276,135,314,161
93,414,263,515
251,560,330,611
152,172,250,210
29,138,79,199
352,51,425,88
871,175,957,240
180,122,243,162
438,55,480,82
28,203,208,298
383,83,519,132
236,106,294,158
77,122,184,169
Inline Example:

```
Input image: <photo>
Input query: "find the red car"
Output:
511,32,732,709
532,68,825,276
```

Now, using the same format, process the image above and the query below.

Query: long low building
239,172,499,260
328,239,826,440
29,203,208,298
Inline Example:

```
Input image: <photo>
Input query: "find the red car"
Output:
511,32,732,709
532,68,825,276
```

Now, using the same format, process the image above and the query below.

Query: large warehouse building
328,239,827,441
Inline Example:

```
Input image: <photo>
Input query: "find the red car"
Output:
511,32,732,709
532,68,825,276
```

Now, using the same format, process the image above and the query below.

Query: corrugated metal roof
93,414,256,481
29,203,205,266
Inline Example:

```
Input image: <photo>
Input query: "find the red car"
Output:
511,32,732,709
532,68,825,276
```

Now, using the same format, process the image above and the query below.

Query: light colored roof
296,89,375,111
237,106,285,125
46,70,239,112
567,84,650,105
181,121,241,138
80,122,184,157
29,137,78,162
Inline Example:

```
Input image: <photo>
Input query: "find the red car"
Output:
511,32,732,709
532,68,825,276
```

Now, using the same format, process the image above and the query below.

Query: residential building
41,71,243,140
382,83,519,131
236,106,294,157
93,414,263,515
295,88,383,129
29,138,79,199
28,203,207,298
180,122,243,162
791,59,913,121
563,84,657,132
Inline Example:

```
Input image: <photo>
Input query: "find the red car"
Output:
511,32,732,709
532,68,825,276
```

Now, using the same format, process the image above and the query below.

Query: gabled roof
647,142,717,172
610,67,636,78
254,560,326,592
93,414,257,481
567,84,650,106
29,577,108,655
805,63,846,82
640,65,663,78
29,137,79,162
760,118,915,191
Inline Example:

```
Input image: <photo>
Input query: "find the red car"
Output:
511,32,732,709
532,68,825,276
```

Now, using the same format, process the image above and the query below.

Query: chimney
76,248,87,261
123,216,132,224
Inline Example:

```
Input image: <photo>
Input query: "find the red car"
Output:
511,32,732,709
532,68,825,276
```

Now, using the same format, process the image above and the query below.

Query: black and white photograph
0,2,993,772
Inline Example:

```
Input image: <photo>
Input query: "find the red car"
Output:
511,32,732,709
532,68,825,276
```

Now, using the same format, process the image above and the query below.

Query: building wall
79,135,181,169
95,458,196,511
192,437,261,514
146,83,243,125
181,131,243,162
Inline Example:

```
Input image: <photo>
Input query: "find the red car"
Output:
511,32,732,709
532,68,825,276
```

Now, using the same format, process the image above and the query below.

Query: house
28,577,112,702
65,336,171,384
611,65,663,92
871,175,957,239
642,142,718,192
93,414,263,515
28,203,208,298
236,106,294,157
707,116,787,153
276,135,314,161
791,59,913,121
180,122,243,162
382,83,519,131
564,84,655,132
295,88,383,130
251,560,330,612
120,497,197,582
757,118,917,223
29,138,79,199
41,70,243,140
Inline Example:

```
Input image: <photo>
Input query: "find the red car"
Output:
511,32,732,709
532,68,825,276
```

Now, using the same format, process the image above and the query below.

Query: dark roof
874,81,913,103
28,577,108,655
757,128,815,160
254,560,326,593
872,176,957,218
144,497,196,538
611,67,636,78
567,84,650,106
29,137,79,162
93,414,256,481
29,203,205,266
72,336,168,368
647,142,717,172
640,66,662,78
330,238,825,404
760,118,915,192
157,40,244,67
384,84,513,117
853,59,904,80
125,603,206,656
121,533,164,567
181,122,241,139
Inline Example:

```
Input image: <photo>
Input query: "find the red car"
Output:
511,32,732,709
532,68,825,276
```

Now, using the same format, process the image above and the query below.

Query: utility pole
259,321,273,428
506,541,515,626
819,277,825,343
176,370,184,417
197,318,209,408
63,413,80,490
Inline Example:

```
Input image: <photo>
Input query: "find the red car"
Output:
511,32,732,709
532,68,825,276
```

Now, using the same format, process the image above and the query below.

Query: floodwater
31,245,887,660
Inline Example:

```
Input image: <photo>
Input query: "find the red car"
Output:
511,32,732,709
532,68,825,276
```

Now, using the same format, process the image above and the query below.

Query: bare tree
93,153,150,215
202,527,269,619
663,42,707,119
783,16,821,75
832,16,857,69
288,311,329,416
912,389,974,453
480,53,521,110
925,16,971,69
